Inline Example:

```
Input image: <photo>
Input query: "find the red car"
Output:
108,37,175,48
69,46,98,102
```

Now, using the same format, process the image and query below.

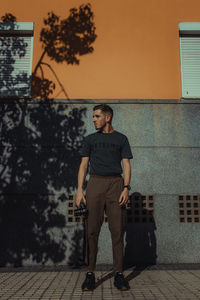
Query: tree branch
39,65,44,80
40,62,70,99
33,49,46,75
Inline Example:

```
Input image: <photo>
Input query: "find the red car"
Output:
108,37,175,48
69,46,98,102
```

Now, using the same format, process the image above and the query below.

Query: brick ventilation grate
67,194,154,224
126,194,154,223
179,195,200,223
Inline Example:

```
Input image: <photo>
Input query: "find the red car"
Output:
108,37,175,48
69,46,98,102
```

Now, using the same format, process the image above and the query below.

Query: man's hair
93,104,113,122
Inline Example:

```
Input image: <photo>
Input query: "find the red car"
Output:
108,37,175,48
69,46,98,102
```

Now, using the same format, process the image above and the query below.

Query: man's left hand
119,189,129,206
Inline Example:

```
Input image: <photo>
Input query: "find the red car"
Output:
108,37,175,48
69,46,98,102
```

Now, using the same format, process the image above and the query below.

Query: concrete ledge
1,263,200,273
1,98,200,104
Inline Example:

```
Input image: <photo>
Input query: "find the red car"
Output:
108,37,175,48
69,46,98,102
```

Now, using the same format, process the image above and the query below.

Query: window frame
0,22,34,98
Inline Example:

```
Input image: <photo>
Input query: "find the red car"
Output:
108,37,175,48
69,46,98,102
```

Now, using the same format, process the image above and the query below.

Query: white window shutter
179,22,200,99
0,22,34,97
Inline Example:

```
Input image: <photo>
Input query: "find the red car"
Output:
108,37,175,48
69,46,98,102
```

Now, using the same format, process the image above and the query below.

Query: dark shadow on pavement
95,271,114,288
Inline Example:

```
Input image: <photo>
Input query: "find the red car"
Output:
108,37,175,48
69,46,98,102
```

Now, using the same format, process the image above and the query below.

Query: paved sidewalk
0,265,200,300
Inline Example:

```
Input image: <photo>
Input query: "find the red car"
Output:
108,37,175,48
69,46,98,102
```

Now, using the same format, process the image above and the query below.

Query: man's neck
101,124,114,133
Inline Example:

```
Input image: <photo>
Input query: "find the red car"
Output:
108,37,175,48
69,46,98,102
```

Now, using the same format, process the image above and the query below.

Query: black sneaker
82,272,95,291
114,272,130,291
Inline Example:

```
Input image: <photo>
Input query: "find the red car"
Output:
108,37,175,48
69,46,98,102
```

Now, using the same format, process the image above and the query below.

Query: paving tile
0,267,200,300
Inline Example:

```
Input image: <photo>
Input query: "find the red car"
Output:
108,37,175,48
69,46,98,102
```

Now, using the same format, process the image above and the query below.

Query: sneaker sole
120,286,130,291
82,287,95,291
114,284,130,291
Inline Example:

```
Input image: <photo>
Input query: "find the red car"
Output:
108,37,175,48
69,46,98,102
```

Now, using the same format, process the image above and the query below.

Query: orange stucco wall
2,0,200,99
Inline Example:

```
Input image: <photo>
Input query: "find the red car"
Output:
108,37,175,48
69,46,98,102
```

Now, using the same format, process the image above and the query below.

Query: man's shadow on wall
123,192,157,279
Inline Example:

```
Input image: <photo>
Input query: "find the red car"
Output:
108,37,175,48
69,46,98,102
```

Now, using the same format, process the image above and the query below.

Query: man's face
93,109,110,130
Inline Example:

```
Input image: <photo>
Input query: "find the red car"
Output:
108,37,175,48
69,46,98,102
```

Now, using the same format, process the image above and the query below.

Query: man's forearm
77,164,87,190
122,160,131,186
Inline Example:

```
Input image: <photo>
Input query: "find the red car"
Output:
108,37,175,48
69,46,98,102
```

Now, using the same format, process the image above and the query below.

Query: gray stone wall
0,99,200,267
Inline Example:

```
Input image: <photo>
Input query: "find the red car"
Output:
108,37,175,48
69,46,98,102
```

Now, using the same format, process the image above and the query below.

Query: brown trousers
85,174,126,272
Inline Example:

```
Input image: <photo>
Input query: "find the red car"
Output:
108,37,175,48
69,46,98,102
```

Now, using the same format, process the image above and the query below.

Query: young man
75,104,133,291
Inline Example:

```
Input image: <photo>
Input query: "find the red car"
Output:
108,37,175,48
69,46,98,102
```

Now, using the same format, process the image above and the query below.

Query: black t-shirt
80,130,133,176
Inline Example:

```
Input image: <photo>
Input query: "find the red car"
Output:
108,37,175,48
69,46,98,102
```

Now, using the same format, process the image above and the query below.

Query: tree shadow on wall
67,224,86,268
1,3,97,99
0,100,87,267
0,4,97,266
32,3,97,98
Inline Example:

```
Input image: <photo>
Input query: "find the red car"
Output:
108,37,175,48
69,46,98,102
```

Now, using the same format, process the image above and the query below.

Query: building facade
0,0,200,267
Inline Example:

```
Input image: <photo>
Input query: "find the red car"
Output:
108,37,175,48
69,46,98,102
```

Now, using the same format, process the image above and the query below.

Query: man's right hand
75,189,86,208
